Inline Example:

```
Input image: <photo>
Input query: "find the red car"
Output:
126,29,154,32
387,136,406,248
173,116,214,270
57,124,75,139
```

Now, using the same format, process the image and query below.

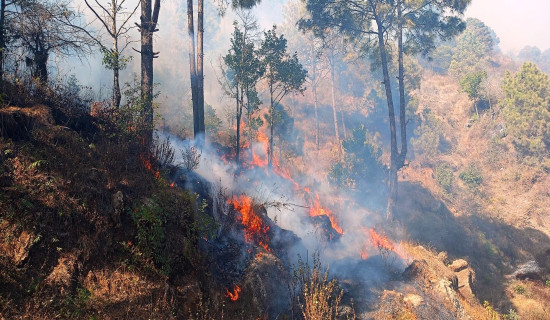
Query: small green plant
483,301,499,320
59,287,92,318
436,163,454,194
545,276,550,287
513,284,526,295
459,165,483,188
503,308,520,320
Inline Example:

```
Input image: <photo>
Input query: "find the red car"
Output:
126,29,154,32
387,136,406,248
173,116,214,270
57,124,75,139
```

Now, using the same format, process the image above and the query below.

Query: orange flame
250,131,269,168
225,284,241,301
140,154,161,180
360,249,369,260
169,182,175,187
369,228,395,251
227,195,271,252
308,193,343,234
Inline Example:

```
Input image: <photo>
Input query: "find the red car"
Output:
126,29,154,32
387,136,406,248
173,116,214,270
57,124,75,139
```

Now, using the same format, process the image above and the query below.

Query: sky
465,0,550,54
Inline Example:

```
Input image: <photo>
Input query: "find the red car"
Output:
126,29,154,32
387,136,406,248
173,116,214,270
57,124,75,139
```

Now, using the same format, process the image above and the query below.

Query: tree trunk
187,0,199,141
113,65,121,108
375,15,398,220
197,0,205,144
268,81,274,169
397,1,407,170
312,43,320,150
235,90,241,165
34,50,48,84
329,48,342,159
112,7,121,108
140,0,160,146
341,110,347,139
0,0,6,81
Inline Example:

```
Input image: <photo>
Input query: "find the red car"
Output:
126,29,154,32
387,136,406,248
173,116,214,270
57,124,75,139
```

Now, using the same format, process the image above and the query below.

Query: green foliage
449,18,497,78
503,309,520,320
502,62,550,167
411,108,445,159
459,165,483,188
483,301,499,320
100,47,132,71
259,25,307,101
513,284,526,295
204,103,221,135
545,276,550,287
131,198,168,273
115,74,160,137
59,287,92,318
436,163,454,194
329,124,385,191
460,70,487,102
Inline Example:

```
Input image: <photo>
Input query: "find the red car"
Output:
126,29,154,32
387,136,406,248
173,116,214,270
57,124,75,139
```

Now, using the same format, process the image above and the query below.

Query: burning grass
227,195,271,252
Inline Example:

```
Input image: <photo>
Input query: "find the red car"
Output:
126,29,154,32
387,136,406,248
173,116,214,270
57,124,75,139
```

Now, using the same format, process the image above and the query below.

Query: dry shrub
290,253,346,320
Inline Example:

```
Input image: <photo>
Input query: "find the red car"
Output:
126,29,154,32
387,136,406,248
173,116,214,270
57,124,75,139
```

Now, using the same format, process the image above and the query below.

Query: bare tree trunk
112,1,121,108
311,43,320,150
0,0,6,81
375,15,398,220
341,110,347,139
235,90,241,164
268,81,274,168
113,36,121,108
187,0,199,141
397,1,407,170
197,0,205,144
329,48,342,159
34,50,48,84
140,0,160,146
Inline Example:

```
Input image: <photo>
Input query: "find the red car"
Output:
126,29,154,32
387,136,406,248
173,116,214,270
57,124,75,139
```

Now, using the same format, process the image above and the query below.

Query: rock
510,260,542,280
404,294,424,307
111,191,123,227
242,251,290,317
456,267,476,301
449,259,468,272
437,251,449,264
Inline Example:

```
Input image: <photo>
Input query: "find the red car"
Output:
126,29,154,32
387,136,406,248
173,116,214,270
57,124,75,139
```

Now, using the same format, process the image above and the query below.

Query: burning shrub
290,253,347,320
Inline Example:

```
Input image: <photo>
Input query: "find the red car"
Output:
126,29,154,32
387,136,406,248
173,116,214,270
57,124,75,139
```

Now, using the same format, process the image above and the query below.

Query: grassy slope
0,82,208,319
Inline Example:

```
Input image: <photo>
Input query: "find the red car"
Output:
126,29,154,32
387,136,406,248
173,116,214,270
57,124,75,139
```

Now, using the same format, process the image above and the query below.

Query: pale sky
465,0,550,54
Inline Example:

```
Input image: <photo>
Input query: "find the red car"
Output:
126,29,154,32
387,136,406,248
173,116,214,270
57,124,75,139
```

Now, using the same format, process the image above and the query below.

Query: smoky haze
465,0,550,54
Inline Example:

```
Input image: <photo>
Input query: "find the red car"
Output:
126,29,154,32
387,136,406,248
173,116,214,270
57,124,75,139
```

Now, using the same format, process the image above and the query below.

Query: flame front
140,153,160,180
225,284,241,301
308,193,344,234
369,228,394,251
228,195,271,252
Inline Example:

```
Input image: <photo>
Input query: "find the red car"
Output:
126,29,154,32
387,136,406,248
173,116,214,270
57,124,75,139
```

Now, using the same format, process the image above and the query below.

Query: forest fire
308,193,343,234
369,228,395,251
225,284,241,301
250,130,269,168
140,153,160,180
227,195,271,252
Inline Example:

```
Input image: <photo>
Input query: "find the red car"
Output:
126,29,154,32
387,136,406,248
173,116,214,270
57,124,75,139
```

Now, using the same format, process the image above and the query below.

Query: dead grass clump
289,253,347,320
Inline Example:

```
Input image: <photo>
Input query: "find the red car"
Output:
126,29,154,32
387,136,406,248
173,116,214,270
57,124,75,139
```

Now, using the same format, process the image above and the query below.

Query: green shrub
513,284,526,295
459,166,483,188
436,163,454,194
131,198,168,272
